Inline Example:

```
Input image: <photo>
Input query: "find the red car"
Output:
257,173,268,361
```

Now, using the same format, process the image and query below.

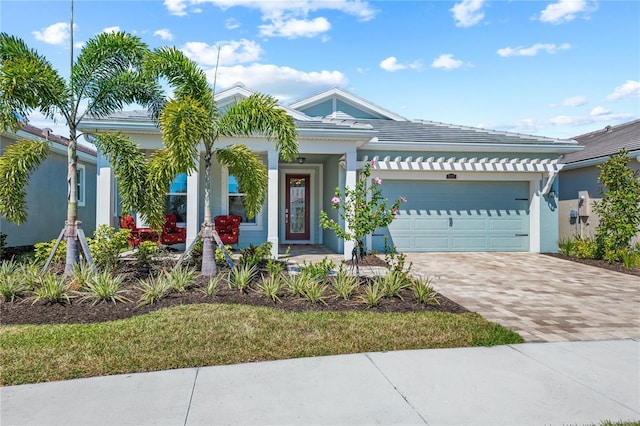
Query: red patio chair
160,214,186,245
119,215,158,248
214,215,241,245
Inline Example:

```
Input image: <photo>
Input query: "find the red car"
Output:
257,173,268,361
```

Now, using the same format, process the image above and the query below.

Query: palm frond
73,31,161,120
159,97,210,170
218,93,298,162
144,47,214,110
0,139,49,223
0,32,67,131
91,132,149,216
216,145,267,218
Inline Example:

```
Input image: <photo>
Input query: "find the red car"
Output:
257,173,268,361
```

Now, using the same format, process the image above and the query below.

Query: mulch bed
546,253,640,277
0,259,468,326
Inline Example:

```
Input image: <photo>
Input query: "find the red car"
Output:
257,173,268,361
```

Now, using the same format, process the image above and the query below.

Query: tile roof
562,119,640,164
18,124,97,156
357,119,576,146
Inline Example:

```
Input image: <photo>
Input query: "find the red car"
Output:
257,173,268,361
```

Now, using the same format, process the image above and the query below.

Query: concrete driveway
405,252,640,342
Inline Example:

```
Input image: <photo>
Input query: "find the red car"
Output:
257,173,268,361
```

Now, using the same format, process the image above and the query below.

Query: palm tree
98,47,298,276
0,31,162,274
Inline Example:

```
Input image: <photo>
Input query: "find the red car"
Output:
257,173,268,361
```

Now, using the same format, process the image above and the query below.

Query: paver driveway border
404,252,640,342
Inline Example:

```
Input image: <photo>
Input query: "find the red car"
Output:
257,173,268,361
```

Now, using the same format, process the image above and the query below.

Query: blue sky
2,0,639,139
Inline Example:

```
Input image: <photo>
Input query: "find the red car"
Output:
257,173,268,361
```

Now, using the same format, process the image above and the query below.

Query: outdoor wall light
296,157,306,164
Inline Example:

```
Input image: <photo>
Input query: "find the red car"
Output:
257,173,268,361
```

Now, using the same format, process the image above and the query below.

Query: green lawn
0,303,522,386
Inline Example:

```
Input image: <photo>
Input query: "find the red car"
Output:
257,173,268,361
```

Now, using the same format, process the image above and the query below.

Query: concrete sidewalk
2,339,638,425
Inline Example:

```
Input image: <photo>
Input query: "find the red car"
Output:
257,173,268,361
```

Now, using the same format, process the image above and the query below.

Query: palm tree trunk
64,131,80,275
200,151,217,276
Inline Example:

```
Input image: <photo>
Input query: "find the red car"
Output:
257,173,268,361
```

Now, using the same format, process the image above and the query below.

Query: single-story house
558,119,640,242
81,84,581,258
0,124,97,248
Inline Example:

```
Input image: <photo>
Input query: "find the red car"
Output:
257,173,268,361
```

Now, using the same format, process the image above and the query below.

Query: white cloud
163,0,376,40
450,0,485,27
32,22,72,45
550,95,587,107
379,56,422,72
497,42,570,57
590,106,610,116
488,110,634,135
164,0,188,16
606,80,640,101
182,39,263,66
154,28,174,41
259,17,331,38
209,63,348,101
539,0,592,24
225,18,240,30
431,54,464,70
102,26,121,34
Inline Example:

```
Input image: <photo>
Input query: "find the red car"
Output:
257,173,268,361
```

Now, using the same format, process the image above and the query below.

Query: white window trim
222,168,264,231
77,164,86,207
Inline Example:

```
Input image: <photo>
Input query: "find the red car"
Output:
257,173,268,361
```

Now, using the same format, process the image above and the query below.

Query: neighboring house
81,84,581,258
0,124,97,248
558,119,640,242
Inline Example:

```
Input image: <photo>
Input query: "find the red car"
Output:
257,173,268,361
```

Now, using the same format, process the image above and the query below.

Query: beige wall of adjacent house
558,161,640,245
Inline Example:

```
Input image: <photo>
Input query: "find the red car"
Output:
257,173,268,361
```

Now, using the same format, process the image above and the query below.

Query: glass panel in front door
289,177,306,236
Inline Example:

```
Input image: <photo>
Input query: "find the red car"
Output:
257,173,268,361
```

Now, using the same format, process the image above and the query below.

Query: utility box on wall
578,190,591,216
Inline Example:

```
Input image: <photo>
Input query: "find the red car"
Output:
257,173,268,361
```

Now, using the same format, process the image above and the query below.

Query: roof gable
289,87,407,121
215,82,312,121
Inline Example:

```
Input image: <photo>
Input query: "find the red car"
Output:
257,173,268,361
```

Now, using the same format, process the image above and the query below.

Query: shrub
266,258,285,276
299,257,335,280
284,272,311,297
0,260,25,303
135,241,159,269
203,273,226,297
620,249,640,270
229,264,257,293
593,148,640,262
302,280,328,305
80,271,130,305
238,242,273,268
87,225,129,271
69,262,96,291
136,275,170,307
359,281,383,308
331,264,359,300
215,244,234,263
378,270,410,299
15,259,42,290
165,267,198,293
412,276,439,305
31,273,73,304
558,236,598,259
256,274,284,302
34,239,66,265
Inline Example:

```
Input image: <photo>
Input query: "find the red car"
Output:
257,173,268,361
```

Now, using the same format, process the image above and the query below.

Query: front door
285,174,310,240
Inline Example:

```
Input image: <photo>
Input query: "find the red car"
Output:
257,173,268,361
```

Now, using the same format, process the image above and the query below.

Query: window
166,173,187,223
77,164,85,207
228,175,256,224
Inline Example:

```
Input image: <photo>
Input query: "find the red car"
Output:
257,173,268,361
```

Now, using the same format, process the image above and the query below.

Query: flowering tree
320,162,406,267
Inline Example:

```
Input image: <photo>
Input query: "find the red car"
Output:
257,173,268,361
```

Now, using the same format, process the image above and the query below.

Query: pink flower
374,177,382,185
371,160,376,166
331,196,341,204
394,207,399,213
400,196,407,203
392,215,396,220
330,219,335,223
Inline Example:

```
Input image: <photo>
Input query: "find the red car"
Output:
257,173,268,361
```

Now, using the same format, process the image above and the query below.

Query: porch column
267,148,279,259
96,152,114,227
343,149,357,260
186,158,200,248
